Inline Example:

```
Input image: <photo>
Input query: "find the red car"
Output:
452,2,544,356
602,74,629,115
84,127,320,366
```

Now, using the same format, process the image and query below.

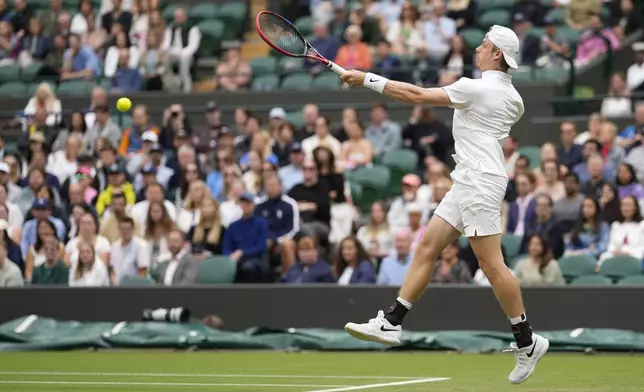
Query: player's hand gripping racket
255,11,346,75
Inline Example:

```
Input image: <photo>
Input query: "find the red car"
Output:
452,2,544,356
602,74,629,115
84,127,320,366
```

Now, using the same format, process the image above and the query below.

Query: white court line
307,377,451,392
0,371,417,380
0,381,347,388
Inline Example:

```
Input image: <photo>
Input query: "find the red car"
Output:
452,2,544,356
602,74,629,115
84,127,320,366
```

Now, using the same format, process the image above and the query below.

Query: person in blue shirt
281,235,335,284
278,143,305,192
374,39,402,80
619,103,644,149
223,192,268,283
20,198,66,259
111,49,142,93
306,23,341,73
334,236,376,285
377,230,413,285
565,197,610,259
238,132,279,168
573,140,614,183
557,121,583,170
61,33,100,80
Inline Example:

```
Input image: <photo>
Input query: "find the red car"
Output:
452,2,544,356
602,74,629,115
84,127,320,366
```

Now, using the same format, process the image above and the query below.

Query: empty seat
570,275,612,286
251,74,280,91
188,3,219,24
312,72,341,90
196,256,237,284
558,254,597,283
517,145,541,169
478,10,510,30
197,19,225,56
0,81,27,97
599,256,642,282
295,16,315,36
250,56,277,77
501,234,522,260
280,73,313,91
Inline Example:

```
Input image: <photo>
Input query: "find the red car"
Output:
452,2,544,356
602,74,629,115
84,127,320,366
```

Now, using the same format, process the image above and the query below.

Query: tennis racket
255,11,346,75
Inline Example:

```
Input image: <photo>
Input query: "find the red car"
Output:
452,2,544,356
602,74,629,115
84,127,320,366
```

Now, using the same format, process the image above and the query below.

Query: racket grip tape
326,61,346,75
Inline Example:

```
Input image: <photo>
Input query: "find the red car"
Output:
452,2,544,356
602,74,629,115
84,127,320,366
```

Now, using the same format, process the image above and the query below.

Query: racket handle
327,61,346,75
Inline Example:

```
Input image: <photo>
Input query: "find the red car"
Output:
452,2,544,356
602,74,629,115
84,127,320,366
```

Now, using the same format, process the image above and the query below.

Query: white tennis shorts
433,165,507,238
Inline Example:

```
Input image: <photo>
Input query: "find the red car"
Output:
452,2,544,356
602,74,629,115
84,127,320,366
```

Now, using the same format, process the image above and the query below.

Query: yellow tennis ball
116,97,132,112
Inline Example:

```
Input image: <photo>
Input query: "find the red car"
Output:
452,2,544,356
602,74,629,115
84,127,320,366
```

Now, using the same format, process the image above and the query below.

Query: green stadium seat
280,73,313,91
478,0,516,12
558,254,597,283
351,165,390,212
517,145,541,169
20,63,43,82
312,72,342,90
285,111,305,128
251,74,280,91
111,114,133,129
188,3,219,24
501,233,522,260
0,64,20,83
348,181,363,204
459,28,485,50
120,276,156,286
617,275,644,286
218,2,248,39
250,56,277,77
0,81,27,97
197,19,225,56
381,149,418,197
295,16,315,36
30,0,50,10
57,80,94,96
278,57,305,73
546,8,566,24
196,256,237,284
458,235,469,249
478,10,511,30
599,256,642,282
570,275,613,286
557,26,581,47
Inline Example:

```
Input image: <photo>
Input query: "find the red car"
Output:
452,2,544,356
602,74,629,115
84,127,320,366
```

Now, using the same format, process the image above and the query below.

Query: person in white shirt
600,73,633,118
626,42,644,91
155,230,199,286
104,30,140,78
161,7,201,92
46,135,81,185
69,241,109,287
302,116,342,159
387,174,428,232
23,83,62,129
109,216,150,285
219,181,244,228
341,25,549,381
600,196,644,262
65,213,111,265
176,180,211,233
130,183,177,224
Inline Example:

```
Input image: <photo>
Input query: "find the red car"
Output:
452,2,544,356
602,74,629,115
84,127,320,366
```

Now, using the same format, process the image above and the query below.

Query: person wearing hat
192,101,226,157
20,198,66,259
16,168,51,217
125,130,163,176
95,164,136,216
627,42,644,93
118,104,160,157
134,166,158,201
278,142,305,192
386,174,426,233
222,192,269,283
268,107,286,135
341,26,550,381
132,143,174,193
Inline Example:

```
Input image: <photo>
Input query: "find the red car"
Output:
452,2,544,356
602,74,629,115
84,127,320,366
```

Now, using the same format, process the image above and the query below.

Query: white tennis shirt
442,70,524,178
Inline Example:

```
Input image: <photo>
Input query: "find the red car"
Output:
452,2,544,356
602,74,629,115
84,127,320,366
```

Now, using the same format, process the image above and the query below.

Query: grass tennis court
0,351,642,391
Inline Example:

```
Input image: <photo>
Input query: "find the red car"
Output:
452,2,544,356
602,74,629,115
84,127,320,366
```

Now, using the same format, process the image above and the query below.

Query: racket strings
258,13,307,55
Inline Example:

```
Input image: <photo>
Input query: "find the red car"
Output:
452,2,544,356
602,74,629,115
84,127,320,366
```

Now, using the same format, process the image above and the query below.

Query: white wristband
363,72,388,94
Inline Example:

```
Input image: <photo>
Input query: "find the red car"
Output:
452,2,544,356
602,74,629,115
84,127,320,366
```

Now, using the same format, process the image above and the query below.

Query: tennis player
340,25,549,384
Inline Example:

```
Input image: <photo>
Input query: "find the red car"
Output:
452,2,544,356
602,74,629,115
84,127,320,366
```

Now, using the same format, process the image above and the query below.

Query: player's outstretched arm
340,70,452,107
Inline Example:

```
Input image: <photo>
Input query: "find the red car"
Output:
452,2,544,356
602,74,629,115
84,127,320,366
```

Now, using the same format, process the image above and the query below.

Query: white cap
141,131,158,143
0,162,9,173
406,203,422,214
269,107,286,120
486,25,520,69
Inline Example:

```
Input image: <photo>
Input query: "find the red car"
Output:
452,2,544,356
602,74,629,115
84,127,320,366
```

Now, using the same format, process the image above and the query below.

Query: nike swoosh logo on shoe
380,326,398,332
526,340,537,358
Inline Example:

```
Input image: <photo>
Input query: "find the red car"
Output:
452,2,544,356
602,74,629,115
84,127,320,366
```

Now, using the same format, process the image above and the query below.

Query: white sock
509,314,526,325
397,297,412,310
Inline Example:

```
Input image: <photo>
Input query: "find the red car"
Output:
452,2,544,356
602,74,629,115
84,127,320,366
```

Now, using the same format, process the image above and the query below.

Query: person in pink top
76,166,98,204
576,13,620,66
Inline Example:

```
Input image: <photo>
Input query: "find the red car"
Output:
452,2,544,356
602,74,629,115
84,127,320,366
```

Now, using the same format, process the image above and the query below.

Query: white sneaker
344,310,402,346
507,333,550,384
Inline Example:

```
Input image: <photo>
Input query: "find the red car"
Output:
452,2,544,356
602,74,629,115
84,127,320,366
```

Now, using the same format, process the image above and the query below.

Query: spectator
554,172,585,228
531,17,571,68
627,42,644,92
69,241,109,286
295,104,319,142
23,83,62,129
56,10,72,40
40,0,63,35
61,33,101,80
0,20,14,66
357,201,393,260
566,0,602,30
616,163,644,201
10,0,33,34
348,2,381,45
339,119,373,170
558,121,584,170
447,0,476,28
105,30,139,78
314,146,352,243
600,196,644,262
234,114,261,158
0,0,9,23
288,160,331,244
95,164,136,216
374,39,401,80
0,163,19,202
161,7,201,92
386,2,423,55
601,73,633,118
566,197,610,259
334,236,376,285
511,0,545,26
431,239,472,284
4,155,23,191
215,47,251,92
302,116,342,159
133,144,173,192
193,102,225,157
51,111,85,154
421,0,456,61
17,17,51,67
70,0,95,36
46,135,81,186
307,22,341,73
133,182,177,224
507,172,537,236
65,212,110,264
118,104,160,156
535,160,566,202
223,192,268,283
619,102,644,150
24,218,61,280
154,229,198,286
388,174,427,232
20,197,66,258
0,183,22,227
573,140,614,183
600,182,622,224
109,216,150,285
520,194,565,259
513,234,565,286
377,230,413,285
111,48,142,92
176,180,210,232
135,168,157,202
22,150,61,193
101,0,133,35
138,30,166,90
130,0,150,45
365,102,402,159
440,34,474,85
219,180,243,228
279,143,305,193
142,200,175,270
187,199,225,255
206,150,233,200
31,236,68,285
85,106,121,156
273,123,295,167
240,132,278,169
613,0,644,37
255,175,298,273
282,235,335,284
0,219,22,270
147,8,165,38
99,192,140,243
576,13,620,66
335,24,373,70
328,5,349,41
0,242,23,287
159,103,193,151
600,121,626,174
241,150,265,196
581,154,609,199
